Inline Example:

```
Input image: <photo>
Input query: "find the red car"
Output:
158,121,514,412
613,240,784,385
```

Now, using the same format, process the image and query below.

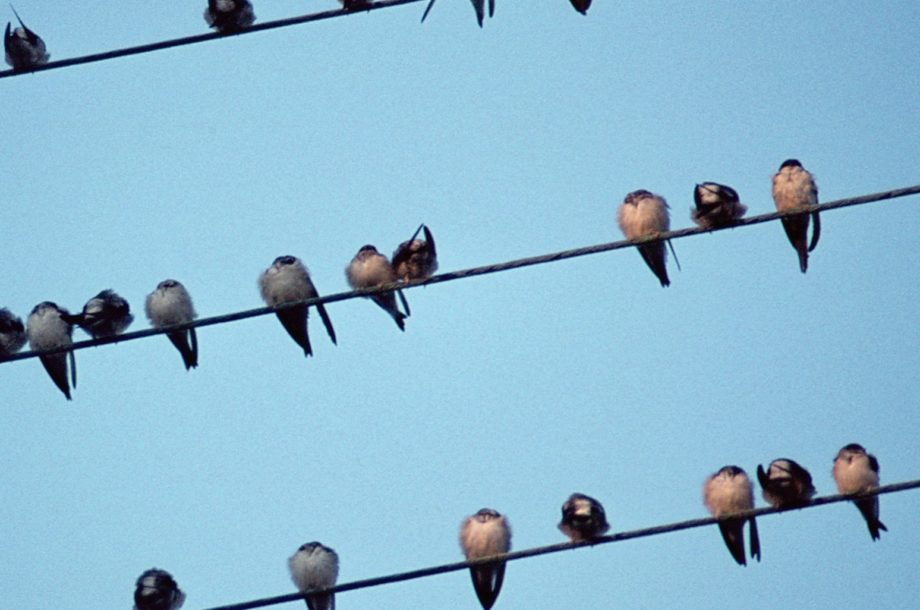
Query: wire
0,0,427,80
200,479,920,610
1,184,918,364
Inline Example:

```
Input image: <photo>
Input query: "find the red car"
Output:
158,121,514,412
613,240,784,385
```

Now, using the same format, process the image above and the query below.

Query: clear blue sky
1,1,918,608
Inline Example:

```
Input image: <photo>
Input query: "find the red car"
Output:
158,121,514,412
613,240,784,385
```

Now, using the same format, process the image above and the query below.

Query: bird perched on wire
756,458,816,509
703,465,761,566
569,0,592,14
4,5,49,70
392,224,438,282
65,290,134,339
145,280,198,370
0,308,27,358
289,541,339,610
460,508,511,610
772,159,820,273
345,245,409,331
617,189,674,287
421,0,495,27
27,302,77,400
691,182,748,229
133,568,186,610
833,443,887,541
259,255,337,357
558,493,610,542
203,0,255,33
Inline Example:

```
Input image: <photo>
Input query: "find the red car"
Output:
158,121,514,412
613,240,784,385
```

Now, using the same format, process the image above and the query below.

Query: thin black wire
0,0,427,79
201,479,920,610
2,184,918,364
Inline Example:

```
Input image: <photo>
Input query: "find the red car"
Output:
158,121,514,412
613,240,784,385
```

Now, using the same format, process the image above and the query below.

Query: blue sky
1,1,918,608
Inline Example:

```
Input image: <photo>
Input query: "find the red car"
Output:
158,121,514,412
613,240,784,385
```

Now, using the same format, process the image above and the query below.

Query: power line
1,184,917,364
200,479,920,610
0,0,427,80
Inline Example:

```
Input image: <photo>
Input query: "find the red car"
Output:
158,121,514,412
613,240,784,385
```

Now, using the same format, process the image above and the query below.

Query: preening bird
27,302,76,400
558,493,610,542
0,308,27,357
772,159,820,273
421,0,495,27
703,465,761,566
617,189,673,287
145,280,198,370
289,541,339,610
66,290,134,339
691,182,748,229
345,245,409,331
203,0,255,33
4,6,49,70
133,568,186,610
756,458,816,509
392,224,439,282
259,255,336,357
459,508,511,610
833,443,887,541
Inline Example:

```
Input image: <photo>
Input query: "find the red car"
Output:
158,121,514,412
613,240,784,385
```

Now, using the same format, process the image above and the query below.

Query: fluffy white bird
833,443,887,541
691,182,748,229
204,0,255,33
4,6,49,70
133,568,185,610
259,255,336,357
145,280,198,370
459,508,511,610
703,465,761,566
345,245,409,331
289,542,339,610
0,308,27,357
617,189,672,287
756,458,816,509
772,159,820,273
27,302,76,400
558,492,610,542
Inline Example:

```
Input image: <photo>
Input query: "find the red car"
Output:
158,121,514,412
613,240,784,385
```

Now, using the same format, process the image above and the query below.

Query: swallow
0,308,27,358
145,280,198,370
4,6,49,70
833,443,887,541
558,493,610,542
259,256,337,357
203,0,255,33
569,0,592,14
133,568,186,610
26,302,77,400
65,290,134,339
421,0,495,27
288,541,339,610
392,224,439,282
460,508,511,610
345,245,409,331
756,458,816,509
691,182,748,229
703,465,761,566
617,189,672,287
772,159,820,273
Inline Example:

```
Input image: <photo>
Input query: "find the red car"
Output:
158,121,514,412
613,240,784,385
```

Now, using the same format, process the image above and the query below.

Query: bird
703,465,761,566
569,0,592,14
833,443,887,541
133,568,186,610
26,302,76,400
288,541,339,610
772,159,820,273
558,492,610,542
0,308,27,358
65,290,134,339
392,224,439,282
259,255,337,357
421,0,495,27
203,0,255,33
691,182,748,229
459,508,511,610
145,280,198,370
345,245,409,331
4,5,49,70
617,189,672,287
756,458,816,508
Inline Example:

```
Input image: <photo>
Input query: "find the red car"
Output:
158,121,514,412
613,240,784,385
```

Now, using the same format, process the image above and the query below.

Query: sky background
1,1,918,608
